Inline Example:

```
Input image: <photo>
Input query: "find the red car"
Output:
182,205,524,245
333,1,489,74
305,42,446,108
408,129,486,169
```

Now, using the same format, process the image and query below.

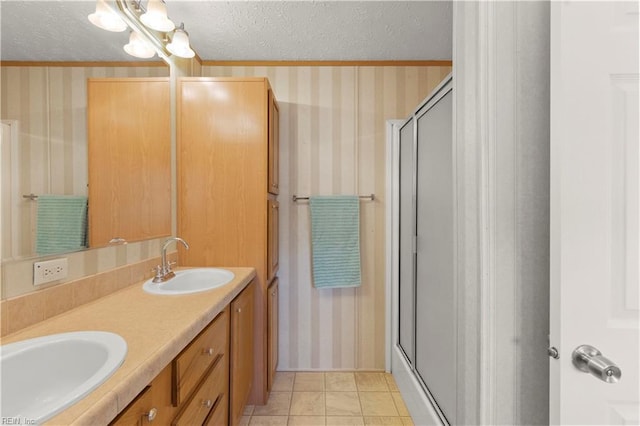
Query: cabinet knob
236,308,242,313
202,399,213,408
202,347,214,356
145,408,158,422
271,291,276,296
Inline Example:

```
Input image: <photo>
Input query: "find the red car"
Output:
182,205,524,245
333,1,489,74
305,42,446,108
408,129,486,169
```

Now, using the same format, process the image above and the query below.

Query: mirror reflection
1,1,171,263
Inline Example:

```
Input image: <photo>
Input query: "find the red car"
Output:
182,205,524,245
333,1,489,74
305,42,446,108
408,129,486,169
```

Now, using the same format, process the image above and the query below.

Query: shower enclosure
395,75,455,425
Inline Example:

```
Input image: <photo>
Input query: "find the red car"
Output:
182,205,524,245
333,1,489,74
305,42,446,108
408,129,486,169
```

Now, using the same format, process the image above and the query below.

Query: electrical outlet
33,258,68,286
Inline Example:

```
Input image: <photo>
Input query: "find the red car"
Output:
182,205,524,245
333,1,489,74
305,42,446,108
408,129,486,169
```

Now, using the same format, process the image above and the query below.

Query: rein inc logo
1,418,36,425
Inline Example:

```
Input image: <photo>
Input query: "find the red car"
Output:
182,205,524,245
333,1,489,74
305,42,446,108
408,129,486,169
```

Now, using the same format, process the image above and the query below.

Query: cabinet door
267,197,279,282
88,78,171,247
110,364,175,426
267,278,279,391
398,118,416,366
230,281,255,426
268,90,280,195
111,386,155,426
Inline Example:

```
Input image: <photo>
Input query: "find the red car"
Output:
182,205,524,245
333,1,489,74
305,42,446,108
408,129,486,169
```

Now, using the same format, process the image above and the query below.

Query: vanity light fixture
90,0,196,60
88,0,127,32
140,0,175,33
123,31,156,58
166,23,195,59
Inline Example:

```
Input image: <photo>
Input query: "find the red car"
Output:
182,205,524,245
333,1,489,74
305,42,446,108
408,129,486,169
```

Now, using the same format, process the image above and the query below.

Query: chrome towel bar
292,194,375,202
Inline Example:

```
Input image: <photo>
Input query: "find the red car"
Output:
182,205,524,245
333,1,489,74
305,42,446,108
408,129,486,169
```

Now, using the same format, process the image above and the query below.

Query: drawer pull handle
145,408,158,422
202,399,213,408
202,347,214,356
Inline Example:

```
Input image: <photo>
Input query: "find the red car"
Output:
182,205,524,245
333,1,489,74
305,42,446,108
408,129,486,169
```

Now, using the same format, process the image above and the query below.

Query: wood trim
201,60,453,67
1,60,452,68
0,61,167,67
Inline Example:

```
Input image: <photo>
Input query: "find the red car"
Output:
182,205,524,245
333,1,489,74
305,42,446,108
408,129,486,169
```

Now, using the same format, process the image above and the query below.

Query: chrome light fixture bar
114,0,170,60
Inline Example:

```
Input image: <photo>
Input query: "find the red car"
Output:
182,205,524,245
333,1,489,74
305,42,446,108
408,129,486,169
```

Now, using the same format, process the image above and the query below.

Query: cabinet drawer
173,307,229,406
203,393,228,426
172,355,228,426
110,386,154,426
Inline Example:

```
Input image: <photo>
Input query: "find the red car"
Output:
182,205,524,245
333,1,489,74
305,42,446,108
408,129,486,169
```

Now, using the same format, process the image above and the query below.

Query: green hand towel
36,195,88,255
309,195,362,289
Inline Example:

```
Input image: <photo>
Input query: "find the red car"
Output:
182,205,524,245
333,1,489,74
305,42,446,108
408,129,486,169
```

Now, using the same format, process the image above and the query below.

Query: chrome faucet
153,237,190,283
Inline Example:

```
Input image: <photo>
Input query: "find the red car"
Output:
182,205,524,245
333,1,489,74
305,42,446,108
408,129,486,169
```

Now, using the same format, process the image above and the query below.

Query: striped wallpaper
1,63,450,371
202,65,451,370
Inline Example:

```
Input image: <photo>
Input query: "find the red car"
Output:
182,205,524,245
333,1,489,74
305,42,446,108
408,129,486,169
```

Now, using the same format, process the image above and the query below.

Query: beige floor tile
400,417,414,426
254,392,292,416
239,415,251,426
294,372,325,391
245,405,256,416
384,374,400,392
288,416,326,425
363,417,404,425
325,392,362,416
355,373,389,392
273,372,296,391
359,393,399,417
290,392,326,416
326,417,365,426
326,372,357,391
390,393,409,417
249,416,289,426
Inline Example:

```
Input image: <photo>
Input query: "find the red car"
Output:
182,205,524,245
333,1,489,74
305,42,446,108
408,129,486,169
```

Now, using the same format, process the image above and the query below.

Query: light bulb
140,0,175,32
88,0,127,32
166,27,195,59
124,31,156,59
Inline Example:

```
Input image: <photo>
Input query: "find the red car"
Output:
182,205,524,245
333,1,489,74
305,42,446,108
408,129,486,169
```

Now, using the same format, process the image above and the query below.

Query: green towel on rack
309,195,362,289
36,195,88,255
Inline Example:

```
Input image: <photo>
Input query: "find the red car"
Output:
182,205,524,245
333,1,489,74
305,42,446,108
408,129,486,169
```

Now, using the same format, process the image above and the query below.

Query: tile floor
241,372,414,426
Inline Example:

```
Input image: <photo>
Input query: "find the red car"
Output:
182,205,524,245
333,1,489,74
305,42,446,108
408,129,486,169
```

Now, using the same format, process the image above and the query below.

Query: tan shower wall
202,65,451,370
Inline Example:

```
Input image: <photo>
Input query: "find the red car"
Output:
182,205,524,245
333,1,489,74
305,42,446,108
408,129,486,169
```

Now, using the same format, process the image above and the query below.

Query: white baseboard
391,346,444,426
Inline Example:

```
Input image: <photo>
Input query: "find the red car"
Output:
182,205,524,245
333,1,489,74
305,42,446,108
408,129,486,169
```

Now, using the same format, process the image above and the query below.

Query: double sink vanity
0,265,256,425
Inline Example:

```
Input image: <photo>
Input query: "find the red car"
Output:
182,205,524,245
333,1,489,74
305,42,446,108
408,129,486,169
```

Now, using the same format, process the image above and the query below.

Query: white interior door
550,1,640,424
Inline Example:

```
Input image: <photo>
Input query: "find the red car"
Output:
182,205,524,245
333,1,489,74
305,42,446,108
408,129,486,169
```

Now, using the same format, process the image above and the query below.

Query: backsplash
202,65,452,370
0,245,177,337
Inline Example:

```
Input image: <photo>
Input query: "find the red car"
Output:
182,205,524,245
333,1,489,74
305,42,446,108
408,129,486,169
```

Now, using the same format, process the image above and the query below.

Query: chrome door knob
572,344,622,383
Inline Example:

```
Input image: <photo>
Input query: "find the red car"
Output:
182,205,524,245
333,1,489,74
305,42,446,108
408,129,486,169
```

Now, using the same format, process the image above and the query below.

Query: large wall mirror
0,2,171,266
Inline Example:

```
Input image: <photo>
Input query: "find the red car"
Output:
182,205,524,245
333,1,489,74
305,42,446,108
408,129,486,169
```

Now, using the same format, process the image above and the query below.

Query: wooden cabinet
267,197,279,283
110,305,233,426
87,78,171,247
268,89,280,195
178,77,279,406
110,364,174,426
267,278,279,391
110,386,155,426
230,281,255,426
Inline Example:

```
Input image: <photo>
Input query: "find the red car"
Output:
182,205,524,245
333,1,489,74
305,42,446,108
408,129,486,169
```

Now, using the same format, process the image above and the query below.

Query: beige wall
203,65,451,370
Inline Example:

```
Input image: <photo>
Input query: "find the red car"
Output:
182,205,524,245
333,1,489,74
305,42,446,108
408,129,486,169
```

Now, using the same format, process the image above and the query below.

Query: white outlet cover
33,258,68,286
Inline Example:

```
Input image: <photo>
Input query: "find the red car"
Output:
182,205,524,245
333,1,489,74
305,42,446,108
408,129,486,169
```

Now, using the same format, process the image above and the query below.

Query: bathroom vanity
0,267,256,425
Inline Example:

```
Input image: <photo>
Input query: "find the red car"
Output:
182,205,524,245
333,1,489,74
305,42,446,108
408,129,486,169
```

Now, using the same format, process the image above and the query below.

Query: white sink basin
142,268,235,295
0,331,127,424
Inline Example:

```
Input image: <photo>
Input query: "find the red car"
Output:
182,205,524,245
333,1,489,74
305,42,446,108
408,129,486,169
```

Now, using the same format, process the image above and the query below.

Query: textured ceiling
0,1,452,62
